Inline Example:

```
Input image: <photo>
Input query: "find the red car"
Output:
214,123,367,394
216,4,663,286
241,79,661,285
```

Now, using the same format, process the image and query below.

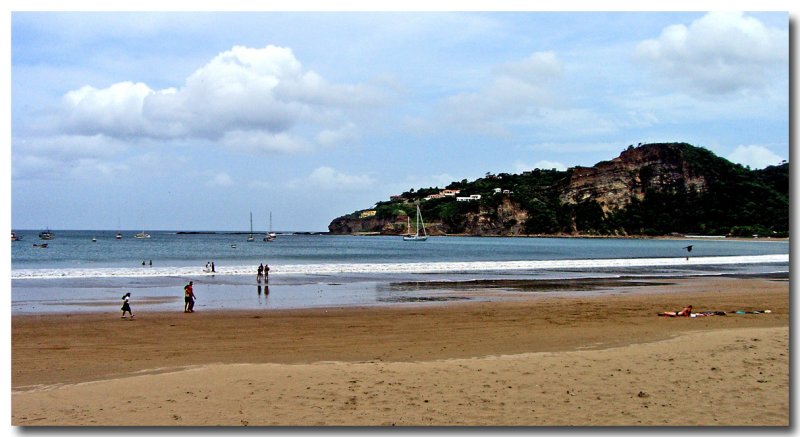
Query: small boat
11,231,21,241
92,237,97,242
134,231,151,239
247,212,254,242
230,244,238,248
33,243,48,248
403,202,428,241
115,232,122,240
38,229,55,240
264,211,276,242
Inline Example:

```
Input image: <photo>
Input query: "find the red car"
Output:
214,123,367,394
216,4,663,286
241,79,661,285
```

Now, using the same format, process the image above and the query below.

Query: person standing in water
121,292,134,319
257,264,264,283
184,281,195,313
264,263,270,282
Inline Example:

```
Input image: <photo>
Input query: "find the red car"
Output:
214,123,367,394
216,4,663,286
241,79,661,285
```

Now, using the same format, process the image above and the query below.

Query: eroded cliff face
559,143,707,213
327,143,720,236
460,197,529,236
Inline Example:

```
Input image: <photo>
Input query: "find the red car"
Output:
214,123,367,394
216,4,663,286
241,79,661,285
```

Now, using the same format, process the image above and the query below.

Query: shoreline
342,232,789,241
11,271,789,316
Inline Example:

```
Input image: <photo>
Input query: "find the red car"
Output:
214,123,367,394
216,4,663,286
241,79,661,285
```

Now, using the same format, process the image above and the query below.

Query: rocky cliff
558,143,708,213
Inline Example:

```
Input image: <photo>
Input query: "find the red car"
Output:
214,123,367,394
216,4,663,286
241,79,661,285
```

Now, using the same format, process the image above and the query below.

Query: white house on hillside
456,194,481,202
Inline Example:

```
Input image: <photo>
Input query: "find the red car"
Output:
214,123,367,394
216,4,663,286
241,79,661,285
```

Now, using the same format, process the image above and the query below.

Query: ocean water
10,230,789,314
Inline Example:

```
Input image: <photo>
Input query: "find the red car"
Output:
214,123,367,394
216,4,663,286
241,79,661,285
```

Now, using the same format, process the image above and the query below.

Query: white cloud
442,51,565,136
494,51,563,85
221,130,312,154
12,135,129,181
513,160,567,172
727,145,784,169
521,141,622,154
315,123,359,147
57,45,383,153
206,172,234,188
634,12,788,96
297,166,375,190
13,134,127,159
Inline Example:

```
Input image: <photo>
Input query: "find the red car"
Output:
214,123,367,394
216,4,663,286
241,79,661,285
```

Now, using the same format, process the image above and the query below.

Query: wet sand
11,275,789,426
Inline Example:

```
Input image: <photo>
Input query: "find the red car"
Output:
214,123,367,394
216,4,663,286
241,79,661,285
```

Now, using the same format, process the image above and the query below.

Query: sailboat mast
418,204,426,237
247,211,255,241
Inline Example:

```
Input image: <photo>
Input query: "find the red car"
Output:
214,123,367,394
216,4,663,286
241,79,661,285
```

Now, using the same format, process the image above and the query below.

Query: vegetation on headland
329,143,788,238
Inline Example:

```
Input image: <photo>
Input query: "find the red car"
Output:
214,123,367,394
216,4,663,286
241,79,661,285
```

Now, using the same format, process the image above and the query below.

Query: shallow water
11,232,789,314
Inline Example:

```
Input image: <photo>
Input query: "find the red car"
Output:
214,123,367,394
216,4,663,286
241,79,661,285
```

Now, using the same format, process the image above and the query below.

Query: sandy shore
11,275,789,426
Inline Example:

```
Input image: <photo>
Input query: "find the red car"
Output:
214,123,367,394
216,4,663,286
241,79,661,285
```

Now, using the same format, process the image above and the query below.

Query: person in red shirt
184,281,195,313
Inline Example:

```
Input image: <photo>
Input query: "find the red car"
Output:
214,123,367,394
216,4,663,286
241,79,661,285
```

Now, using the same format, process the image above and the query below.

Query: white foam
10,254,789,280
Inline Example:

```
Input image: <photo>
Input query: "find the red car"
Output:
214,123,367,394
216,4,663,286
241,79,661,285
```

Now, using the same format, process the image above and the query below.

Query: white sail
403,202,428,241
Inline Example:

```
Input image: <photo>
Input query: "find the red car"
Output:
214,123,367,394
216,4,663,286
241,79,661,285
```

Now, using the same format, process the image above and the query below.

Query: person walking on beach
184,281,195,313
121,292,134,319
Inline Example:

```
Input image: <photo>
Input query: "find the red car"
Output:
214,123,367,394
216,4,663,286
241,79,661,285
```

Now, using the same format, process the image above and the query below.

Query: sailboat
134,215,150,239
247,212,255,242
264,211,276,242
403,202,428,241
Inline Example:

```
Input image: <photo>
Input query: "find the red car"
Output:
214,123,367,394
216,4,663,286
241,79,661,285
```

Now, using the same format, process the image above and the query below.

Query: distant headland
329,142,788,239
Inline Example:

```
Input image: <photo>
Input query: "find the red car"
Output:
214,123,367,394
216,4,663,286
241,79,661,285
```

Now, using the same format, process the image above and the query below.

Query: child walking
121,292,135,319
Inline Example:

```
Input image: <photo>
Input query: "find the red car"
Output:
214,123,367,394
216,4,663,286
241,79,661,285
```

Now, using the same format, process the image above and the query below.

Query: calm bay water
10,230,789,314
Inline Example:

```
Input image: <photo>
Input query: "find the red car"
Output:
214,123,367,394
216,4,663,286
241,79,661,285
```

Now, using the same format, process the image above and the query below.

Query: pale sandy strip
12,326,788,426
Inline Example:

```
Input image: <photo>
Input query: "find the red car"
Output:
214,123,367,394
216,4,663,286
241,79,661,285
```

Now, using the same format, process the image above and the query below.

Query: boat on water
264,211,276,242
403,202,428,241
91,237,97,242
38,229,55,240
115,232,122,240
134,231,151,239
11,231,21,241
33,243,48,248
247,212,255,242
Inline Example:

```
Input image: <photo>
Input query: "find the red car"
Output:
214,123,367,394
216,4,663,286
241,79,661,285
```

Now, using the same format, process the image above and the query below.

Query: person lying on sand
658,305,692,317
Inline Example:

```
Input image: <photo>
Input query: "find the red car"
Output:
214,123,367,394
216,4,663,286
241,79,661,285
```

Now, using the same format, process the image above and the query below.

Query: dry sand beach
11,275,789,426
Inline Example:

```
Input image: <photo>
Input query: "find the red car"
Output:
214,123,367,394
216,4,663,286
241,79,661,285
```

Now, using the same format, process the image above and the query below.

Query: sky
6,6,792,232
